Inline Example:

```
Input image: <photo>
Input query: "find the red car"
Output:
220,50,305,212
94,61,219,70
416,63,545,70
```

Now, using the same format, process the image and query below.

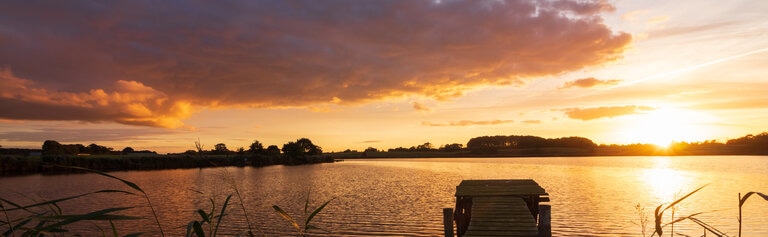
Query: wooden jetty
444,179,550,237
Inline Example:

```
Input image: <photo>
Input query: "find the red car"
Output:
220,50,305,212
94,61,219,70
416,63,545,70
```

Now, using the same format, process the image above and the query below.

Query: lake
2,156,767,236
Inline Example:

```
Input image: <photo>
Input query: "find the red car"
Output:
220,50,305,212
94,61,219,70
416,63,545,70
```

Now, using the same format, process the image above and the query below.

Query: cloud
0,68,193,128
647,21,739,39
688,99,768,111
422,119,514,127
412,102,432,112
521,120,542,124
0,0,631,127
0,127,174,143
560,77,621,89
563,105,654,120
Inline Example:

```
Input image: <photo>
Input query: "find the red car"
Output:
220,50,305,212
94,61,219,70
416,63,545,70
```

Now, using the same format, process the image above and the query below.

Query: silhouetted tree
364,147,378,152
87,143,112,155
282,138,322,164
416,142,434,151
122,147,135,154
42,140,65,156
248,140,264,154
214,143,229,155
440,143,463,152
194,138,204,154
266,145,281,156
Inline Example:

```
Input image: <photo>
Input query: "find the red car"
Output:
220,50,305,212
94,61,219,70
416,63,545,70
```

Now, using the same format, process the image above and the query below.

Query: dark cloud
422,119,514,127
560,77,621,89
563,105,654,120
0,0,631,127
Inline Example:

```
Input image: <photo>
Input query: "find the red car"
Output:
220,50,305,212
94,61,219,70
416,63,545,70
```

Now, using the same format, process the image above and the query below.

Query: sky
0,0,766,153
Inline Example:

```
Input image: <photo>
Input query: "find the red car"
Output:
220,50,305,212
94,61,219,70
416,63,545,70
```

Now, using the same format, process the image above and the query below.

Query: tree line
0,138,331,175
340,132,768,156
41,140,155,156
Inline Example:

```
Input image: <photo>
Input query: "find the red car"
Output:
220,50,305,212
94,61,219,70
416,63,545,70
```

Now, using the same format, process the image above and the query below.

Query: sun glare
618,107,712,147
642,158,690,202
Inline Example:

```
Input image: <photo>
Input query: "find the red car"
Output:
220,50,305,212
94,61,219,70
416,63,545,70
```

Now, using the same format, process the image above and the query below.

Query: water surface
2,156,767,236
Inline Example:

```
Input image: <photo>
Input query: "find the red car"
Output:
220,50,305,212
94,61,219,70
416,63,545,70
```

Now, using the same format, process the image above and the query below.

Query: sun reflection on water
641,157,690,202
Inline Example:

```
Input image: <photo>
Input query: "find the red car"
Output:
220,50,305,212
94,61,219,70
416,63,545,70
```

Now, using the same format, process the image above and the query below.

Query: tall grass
1,166,334,237
641,184,768,237
0,166,159,236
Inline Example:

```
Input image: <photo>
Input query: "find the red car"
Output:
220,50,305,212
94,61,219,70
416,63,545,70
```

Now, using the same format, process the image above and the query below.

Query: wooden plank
456,185,547,197
459,179,539,186
463,197,539,237
455,179,546,197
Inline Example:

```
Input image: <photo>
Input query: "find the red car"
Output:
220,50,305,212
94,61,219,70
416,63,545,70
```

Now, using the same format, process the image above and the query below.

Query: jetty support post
443,207,454,237
538,204,551,237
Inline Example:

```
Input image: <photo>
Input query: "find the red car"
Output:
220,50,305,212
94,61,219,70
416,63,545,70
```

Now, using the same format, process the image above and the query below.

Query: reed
1,166,335,237
272,191,335,237
642,184,768,237
738,192,768,237
0,166,155,236
185,193,232,237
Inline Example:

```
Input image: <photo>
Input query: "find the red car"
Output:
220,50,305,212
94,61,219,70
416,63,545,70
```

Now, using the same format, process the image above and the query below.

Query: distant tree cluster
726,132,768,153
42,140,112,156
188,138,325,165
466,135,596,154
40,140,156,157
385,142,464,152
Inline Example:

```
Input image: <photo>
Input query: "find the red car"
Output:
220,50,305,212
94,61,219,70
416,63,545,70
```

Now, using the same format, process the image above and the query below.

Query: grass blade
196,209,209,223
35,207,134,232
192,221,205,237
58,166,145,194
304,198,335,229
110,220,118,237
35,214,141,221
688,217,726,237
662,185,707,214
272,205,300,231
212,194,232,237
739,192,768,207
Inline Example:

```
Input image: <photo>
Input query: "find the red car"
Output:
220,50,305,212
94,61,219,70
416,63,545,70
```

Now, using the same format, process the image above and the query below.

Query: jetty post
443,207,454,237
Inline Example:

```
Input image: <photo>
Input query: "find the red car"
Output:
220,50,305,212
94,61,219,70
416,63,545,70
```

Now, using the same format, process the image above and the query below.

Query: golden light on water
642,157,690,202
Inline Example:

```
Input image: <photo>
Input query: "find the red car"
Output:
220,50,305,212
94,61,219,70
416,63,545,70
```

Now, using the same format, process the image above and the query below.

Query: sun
618,106,713,147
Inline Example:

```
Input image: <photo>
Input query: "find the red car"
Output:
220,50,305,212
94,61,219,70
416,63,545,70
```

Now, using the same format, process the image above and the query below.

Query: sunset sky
1,0,766,153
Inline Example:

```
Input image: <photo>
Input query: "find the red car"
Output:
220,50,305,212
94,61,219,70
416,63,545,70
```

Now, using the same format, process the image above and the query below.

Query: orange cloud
560,77,622,89
563,105,654,120
422,120,514,127
412,102,432,112
522,120,542,124
0,68,193,128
